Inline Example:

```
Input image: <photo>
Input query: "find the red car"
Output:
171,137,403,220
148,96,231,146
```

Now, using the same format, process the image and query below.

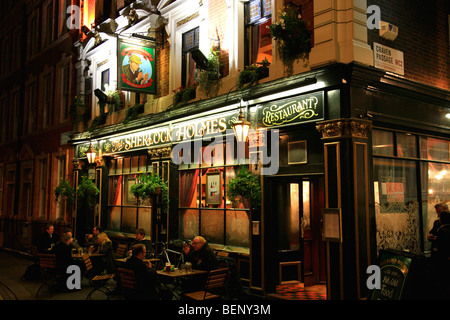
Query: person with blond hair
95,232,116,273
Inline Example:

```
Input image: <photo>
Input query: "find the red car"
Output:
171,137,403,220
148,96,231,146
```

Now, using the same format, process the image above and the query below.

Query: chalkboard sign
371,249,412,300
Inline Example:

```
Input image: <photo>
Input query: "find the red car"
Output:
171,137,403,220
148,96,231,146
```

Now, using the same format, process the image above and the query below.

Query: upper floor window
43,1,54,47
43,74,52,128
28,13,39,58
61,64,70,120
182,27,200,89
244,0,272,66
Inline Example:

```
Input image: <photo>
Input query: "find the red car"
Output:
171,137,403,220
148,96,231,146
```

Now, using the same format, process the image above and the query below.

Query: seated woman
95,232,116,274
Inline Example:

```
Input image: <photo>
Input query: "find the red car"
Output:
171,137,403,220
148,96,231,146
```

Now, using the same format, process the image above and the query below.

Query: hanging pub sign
118,40,157,94
257,91,324,128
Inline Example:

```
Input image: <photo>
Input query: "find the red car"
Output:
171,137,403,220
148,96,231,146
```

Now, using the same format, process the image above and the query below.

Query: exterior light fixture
232,107,250,143
86,142,97,164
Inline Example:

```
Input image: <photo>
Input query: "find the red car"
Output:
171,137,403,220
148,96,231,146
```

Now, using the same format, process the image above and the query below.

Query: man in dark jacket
434,210,450,299
128,228,152,258
125,244,171,300
35,224,59,253
183,236,219,271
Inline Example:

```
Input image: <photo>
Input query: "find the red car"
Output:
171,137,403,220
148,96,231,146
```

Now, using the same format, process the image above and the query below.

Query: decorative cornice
148,146,172,159
316,118,372,140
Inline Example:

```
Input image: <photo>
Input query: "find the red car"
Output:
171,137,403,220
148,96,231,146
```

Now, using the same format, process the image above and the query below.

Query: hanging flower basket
226,166,261,211
130,172,169,210
268,6,311,76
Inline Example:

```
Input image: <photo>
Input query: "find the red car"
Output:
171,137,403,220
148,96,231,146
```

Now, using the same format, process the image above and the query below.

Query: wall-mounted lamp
86,142,97,164
232,106,250,143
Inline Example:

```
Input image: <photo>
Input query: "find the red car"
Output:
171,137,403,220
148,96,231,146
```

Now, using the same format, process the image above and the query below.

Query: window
28,14,39,58
244,0,272,66
182,27,199,89
43,1,54,47
372,129,450,255
27,83,36,134
178,143,250,248
1,97,7,142
56,156,67,220
84,77,92,114
62,65,70,120
39,159,47,218
101,69,109,91
108,155,151,235
10,91,19,139
43,74,52,128
19,163,33,218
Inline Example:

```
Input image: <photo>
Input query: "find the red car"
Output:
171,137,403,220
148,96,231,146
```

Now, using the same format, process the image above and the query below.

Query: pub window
372,128,450,255
178,143,250,249
244,0,272,67
85,77,93,114
38,159,47,218
182,27,199,89
108,154,152,236
55,156,67,220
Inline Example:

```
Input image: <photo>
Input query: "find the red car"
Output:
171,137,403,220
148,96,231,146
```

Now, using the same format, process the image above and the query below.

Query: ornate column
316,118,372,299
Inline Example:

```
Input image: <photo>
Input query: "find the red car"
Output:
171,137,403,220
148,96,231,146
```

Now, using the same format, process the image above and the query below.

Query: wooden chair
82,254,115,300
117,268,138,299
115,243,128,259
183,268,229,300
35,254,59,297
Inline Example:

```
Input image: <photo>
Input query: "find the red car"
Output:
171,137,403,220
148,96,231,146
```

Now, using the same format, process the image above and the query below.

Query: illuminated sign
118,40,157,94
258,91,324,127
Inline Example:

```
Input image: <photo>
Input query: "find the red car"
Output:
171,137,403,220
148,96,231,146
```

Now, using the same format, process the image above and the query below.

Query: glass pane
372,129,394,156
226,210,249,247
423,137,450,162
123,157,130,174
123,175,138,206
139,155,147,172
179,170,199,207
108,207,121,231
131,156,139,173
179,209,199,241
373,158,420,253
122,207,137,233
138,207,152,239
201,209,224,244
397,133,417,158
302,181,311,230
116,158,123,174
109,176,122,206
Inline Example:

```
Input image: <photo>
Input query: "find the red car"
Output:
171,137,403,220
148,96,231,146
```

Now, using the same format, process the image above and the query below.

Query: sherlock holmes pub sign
77,92,324,157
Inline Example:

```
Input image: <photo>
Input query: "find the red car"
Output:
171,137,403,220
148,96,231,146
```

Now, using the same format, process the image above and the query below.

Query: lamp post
85,142,97,164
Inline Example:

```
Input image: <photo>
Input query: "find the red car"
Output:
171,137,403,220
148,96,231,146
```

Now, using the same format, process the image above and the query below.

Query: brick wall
157,33,170,97
367,0,449,91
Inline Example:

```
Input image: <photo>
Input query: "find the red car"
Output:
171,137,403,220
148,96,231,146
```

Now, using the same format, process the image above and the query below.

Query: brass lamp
85,142,97,164
232,108,250,143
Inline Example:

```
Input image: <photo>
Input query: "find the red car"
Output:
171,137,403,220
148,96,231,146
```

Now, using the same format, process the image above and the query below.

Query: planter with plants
123,103,145,125
267,5,311,76
70,96,90,132
196,48,224,98
226,166,261,211
130,172,169,210
54,179,76,206
76,176,100,207
172,86,197,108
237,58,270,90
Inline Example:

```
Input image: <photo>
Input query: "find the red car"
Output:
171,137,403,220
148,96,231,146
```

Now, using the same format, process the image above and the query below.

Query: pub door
266,176,326,290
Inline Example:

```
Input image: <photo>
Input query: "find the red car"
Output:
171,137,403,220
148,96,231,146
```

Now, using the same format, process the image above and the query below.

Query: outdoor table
156,269,207,300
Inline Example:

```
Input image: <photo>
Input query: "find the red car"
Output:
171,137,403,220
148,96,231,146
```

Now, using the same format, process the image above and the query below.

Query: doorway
266,176,326,290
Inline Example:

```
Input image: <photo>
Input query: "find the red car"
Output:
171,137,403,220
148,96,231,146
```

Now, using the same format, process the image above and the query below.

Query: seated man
183,236,218,271
34,224,59,253
128,228,152,258
124,244,172,300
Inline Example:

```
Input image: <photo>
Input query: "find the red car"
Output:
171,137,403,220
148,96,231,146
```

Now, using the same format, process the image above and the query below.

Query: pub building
67,0,449,300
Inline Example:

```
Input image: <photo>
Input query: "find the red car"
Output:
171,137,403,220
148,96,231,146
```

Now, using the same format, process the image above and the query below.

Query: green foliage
172,86,197,108
226,166,261,210
130,172,169,211
123,103,145,125
196,49,224,98
54,179,75,206
70,96,90,131
268,6,311,76
76,176,99,207
237,58,270,91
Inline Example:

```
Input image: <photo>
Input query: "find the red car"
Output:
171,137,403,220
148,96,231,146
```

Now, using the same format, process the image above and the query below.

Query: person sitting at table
64,227,80,249
128,228,152,258
94,232,116,274
34,224,60,253
124,244,172,300
85,225,101,249
183,236,219,271
53,233,82,291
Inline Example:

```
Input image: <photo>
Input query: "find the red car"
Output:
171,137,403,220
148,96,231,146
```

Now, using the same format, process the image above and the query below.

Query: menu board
370,250,412,300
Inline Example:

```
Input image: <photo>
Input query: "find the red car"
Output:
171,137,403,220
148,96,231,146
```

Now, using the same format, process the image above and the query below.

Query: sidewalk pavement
0,248,122,300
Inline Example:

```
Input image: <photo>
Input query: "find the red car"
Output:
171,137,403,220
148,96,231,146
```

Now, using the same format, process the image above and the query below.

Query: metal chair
82,254,115,300
35,254,59,297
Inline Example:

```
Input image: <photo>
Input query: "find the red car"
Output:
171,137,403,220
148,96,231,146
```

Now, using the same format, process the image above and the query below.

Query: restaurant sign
77,110,240,157
257,91,324,128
